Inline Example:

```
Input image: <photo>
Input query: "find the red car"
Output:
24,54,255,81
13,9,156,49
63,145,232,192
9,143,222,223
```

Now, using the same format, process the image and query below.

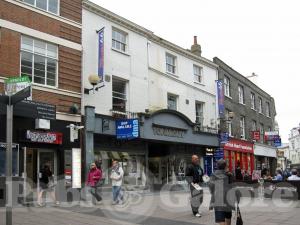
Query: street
1,189,300,225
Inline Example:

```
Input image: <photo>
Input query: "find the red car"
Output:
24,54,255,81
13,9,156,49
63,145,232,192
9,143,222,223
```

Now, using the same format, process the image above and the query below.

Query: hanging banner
72,148,82,189
216,80,225,117
98,27,105,83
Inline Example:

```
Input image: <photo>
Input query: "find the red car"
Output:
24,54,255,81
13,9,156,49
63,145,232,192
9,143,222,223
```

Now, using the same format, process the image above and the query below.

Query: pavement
1,188,300,225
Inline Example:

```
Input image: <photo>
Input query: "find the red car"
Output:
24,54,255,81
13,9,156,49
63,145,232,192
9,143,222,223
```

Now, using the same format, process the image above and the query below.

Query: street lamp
84,74,104,94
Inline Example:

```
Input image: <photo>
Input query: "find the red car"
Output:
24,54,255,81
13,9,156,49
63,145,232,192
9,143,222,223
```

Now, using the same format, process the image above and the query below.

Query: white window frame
240,116,245,139
112,78,128,113
238,85,244,104
195,102,204,125
259,123,264,143
167,93,177,110
224,76,231,97
251,92,256,110
258,97,263,113
112,28,127,53
166,53,176,75
193,65,203,84
23,0,60,15
226,109,233,136
251,120,257,131
20,36,58,88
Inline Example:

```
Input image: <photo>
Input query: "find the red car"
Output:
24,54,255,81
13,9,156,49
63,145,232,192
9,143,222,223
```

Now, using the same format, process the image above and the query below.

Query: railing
194,124,218,134
110,110,139,119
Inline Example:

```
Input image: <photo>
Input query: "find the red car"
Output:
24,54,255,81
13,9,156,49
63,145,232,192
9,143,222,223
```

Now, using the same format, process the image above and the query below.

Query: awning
254,143,277,158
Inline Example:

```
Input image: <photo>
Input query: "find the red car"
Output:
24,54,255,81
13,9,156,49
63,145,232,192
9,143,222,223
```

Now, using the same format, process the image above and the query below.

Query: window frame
195,101,204,125
23,0,60,15
266,102,271,117
259,123,264,143
112,78,128,113
258,97,263,114
250,92,256,110
20,36,58,88
166,53,177,75
224,76,231,97
240,116,246,139
193,64,203,84
112,28,128,53
226,109,233,137
238,85,245,104
251,120,257,131
167,93,178,110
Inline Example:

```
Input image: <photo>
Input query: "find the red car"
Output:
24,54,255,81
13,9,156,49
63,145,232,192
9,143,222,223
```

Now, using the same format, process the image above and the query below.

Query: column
84,106,95,179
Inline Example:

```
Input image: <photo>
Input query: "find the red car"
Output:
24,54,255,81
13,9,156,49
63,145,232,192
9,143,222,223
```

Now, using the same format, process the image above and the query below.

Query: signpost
0,77,31,225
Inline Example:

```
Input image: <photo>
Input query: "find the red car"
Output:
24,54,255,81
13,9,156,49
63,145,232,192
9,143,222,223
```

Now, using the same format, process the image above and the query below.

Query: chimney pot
194,36,197,45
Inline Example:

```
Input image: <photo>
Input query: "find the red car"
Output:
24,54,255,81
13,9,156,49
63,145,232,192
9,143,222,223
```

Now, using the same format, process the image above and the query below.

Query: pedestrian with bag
185,154,204,218
86,162,102,205
110,160,124,205
209,159,240,225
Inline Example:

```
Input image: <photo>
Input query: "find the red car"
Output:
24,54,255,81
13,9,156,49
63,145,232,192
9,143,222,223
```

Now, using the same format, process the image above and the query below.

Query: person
209,159,235,225
86,162,102,204
287,169,300,181
235,161,243,181
37,164,59,207
110,160,124,205
263,170,272,181
283,168,291,180
273,169,283,181
185,155,204,217
243,170,250,181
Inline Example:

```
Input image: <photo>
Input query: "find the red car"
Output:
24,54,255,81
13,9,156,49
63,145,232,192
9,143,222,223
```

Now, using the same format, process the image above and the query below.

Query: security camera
75,126,84,130
66,124,75,128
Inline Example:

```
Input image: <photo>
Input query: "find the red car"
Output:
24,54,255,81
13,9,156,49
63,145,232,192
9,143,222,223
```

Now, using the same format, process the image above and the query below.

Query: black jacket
185,164,204,184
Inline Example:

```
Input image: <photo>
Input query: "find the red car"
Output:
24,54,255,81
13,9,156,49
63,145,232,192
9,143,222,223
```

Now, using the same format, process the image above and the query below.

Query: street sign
11,86,31,105
274,138,282,147
4,76,31,99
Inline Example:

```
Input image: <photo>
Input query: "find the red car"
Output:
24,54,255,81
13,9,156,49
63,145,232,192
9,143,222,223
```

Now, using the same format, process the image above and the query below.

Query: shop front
223,138,254,176
84,107,219,190
254,143,277,176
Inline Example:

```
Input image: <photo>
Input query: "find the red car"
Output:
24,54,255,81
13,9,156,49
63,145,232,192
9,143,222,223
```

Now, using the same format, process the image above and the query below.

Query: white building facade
82,0,219,188
288,127,300,166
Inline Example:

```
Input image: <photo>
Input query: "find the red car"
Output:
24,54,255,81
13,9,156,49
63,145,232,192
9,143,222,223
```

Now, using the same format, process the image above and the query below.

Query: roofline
213,57,275,99
83,0,218,69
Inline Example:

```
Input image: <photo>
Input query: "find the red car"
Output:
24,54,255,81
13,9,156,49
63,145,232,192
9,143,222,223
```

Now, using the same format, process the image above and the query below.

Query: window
23,0,59,14
266,102,271,117
112,29,127,52
258,97,263,113
112,78,127,112
252,120,257,131
166,53,176,74
195,102,204,125
193,65,203,83
238,85,244,104
226,109,233,136
167,93,177,110
21,36,57,87
224,76,231,97
240,116,245,139
259,123,264,143
251,92,256,110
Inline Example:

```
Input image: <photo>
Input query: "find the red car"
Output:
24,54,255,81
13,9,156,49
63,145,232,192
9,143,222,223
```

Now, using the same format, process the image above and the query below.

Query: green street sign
5,76,31,84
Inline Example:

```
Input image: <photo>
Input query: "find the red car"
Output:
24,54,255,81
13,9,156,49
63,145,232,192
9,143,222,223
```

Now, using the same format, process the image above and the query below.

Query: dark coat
209,170,236,211
185,164,204,184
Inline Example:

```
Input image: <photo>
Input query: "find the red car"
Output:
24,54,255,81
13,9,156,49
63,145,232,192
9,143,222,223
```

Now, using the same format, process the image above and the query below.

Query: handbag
236,205,243,225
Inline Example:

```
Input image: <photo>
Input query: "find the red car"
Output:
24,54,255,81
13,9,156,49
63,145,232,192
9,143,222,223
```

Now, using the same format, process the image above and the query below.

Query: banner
72,148,82,189
116,119,139,139
98,28,105,82
216,80,225,117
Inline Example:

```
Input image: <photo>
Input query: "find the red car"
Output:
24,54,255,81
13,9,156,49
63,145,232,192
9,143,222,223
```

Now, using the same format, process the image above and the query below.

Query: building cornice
5,0,82,28
83,0,218,69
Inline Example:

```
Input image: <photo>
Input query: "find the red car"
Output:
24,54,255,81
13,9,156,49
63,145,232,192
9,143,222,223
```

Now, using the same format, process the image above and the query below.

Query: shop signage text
152,124,186,138
252,131,260,141
224,139,254,153
26,130,63,144
116,119,139,139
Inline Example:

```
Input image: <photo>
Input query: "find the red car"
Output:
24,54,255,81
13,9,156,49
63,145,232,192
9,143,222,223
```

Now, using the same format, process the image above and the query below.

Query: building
0,0,82,204
277,143,289,171
288,126,300,168
213,57,277,177
82,0,219,189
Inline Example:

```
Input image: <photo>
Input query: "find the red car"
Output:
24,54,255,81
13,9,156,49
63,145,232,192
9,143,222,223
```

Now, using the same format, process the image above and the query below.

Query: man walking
110,160,124,205
185,155,204,217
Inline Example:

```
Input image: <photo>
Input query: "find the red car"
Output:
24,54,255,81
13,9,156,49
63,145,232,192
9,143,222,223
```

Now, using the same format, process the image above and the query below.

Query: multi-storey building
288,126,300,167
82,0,219,188
0,0,82,204
214,57,277,176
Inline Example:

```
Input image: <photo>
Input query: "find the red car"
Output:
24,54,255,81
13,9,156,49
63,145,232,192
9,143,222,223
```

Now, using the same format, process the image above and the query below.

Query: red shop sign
252,131,260,141
224,138,253,153
26,130,63,144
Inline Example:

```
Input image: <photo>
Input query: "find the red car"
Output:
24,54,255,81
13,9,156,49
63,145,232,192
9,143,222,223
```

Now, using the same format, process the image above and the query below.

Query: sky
91,0,300,142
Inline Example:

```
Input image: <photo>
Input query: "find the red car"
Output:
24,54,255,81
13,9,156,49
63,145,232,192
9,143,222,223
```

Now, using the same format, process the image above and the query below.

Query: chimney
191,36,202,57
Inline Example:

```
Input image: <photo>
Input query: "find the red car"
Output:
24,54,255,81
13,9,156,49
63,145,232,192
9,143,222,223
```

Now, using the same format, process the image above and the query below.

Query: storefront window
0,143,19,177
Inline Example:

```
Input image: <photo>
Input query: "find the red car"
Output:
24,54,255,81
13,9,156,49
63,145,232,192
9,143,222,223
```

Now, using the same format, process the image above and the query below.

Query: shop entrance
24,148,57,199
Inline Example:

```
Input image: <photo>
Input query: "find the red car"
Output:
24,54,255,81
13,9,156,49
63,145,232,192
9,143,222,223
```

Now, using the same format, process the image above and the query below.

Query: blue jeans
112,186,123,202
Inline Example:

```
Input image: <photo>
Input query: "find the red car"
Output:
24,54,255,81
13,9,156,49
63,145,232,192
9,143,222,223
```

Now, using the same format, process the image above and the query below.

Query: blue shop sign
116,119,139,139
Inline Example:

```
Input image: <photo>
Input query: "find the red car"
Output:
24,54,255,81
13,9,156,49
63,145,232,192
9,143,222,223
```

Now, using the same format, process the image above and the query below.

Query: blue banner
116,119,139,140
220,132,229,144
217,80,225,117
204,156,213,176
274,137,282,147
98,28,105,82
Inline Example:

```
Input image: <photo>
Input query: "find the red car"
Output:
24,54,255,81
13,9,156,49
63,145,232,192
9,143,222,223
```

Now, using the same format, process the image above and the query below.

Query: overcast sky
91,0,300,142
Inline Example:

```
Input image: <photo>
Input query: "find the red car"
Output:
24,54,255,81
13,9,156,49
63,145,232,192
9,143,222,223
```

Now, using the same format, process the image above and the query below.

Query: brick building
214,57,278,177
0,0,82,204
